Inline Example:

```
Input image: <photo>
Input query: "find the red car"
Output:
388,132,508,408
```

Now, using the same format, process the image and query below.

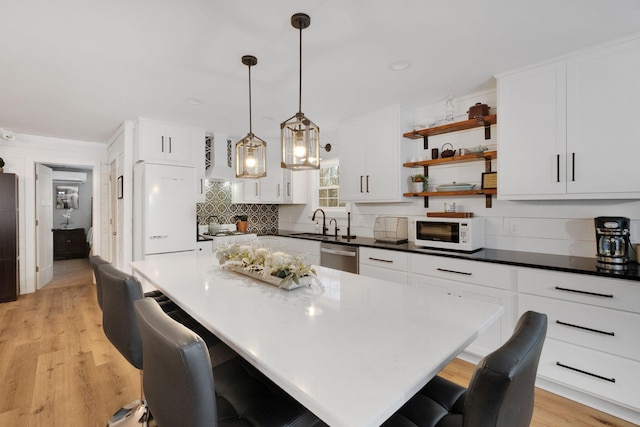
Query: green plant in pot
410,174,428,193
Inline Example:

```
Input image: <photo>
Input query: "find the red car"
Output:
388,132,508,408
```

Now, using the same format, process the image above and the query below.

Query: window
318,162,346,209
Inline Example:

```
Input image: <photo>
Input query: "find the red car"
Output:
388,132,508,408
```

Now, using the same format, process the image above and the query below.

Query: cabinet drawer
360,248,408,272
539,339,640,410
517,268,640,313
360,265,408,285
409,254,512,290
518,294,640,361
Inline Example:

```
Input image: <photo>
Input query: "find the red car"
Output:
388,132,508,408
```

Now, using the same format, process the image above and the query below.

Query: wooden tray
427,212,474,218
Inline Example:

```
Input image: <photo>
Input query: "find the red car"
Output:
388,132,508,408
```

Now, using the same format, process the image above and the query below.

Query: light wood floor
0,258,636,426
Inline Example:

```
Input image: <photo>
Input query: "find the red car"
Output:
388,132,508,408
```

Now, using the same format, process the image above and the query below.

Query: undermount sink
290,232,331,240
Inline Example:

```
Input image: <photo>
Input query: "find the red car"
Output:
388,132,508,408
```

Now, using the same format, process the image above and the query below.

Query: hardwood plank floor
0,258,636,426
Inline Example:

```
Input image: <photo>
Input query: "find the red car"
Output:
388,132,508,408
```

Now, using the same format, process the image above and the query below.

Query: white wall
0,133,107,294
279,89,640,258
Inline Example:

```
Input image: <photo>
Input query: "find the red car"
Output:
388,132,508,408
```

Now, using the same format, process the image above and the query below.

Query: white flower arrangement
216,242,320,289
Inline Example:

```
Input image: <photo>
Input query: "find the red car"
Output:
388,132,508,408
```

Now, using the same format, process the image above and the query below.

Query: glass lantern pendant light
280,13,320,170
236,55,267,178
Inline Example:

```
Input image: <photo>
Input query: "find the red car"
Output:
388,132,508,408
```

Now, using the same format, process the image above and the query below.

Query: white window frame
310,159,349,218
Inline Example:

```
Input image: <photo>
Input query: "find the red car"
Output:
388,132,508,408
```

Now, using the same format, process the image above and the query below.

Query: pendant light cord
248,63,253,134
298,25,303,114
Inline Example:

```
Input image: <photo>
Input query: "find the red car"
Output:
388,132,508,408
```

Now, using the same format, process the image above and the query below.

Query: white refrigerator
133,163,197,260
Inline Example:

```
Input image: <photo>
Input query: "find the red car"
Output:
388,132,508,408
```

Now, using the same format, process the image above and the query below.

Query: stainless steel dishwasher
320,242,358,273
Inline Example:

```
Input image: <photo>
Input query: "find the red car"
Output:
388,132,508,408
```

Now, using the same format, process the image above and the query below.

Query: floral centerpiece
216,242,320,290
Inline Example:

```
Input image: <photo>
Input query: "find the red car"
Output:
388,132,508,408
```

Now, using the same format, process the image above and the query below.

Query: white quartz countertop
131,252,503,427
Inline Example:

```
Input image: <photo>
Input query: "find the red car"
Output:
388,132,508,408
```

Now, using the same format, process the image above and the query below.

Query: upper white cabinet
339,105,413,202
232,140,309,204
135,118,195,165
497,35,640,199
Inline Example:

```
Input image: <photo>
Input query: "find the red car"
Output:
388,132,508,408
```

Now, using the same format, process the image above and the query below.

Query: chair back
89,255,110,310
134,298,218,427
99,263,145,370
463,310,547,427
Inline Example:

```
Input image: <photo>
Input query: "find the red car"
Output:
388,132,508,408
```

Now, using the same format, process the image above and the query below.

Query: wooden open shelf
403,115,497,142
403,189,497,197
403,150,497,168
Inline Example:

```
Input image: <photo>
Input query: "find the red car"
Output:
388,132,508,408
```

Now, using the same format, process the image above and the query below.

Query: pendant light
236,55,267,178
280,13,320,170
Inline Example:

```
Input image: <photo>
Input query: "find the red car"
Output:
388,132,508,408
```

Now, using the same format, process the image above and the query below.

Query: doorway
36,163,95,290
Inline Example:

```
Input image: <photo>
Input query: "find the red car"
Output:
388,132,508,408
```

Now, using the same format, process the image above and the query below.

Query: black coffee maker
594,217,631,270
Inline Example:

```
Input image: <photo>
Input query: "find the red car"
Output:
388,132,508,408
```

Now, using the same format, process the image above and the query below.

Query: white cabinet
339,105,413,202
497,35,640,200
232,180,261,203
135,118,195,165
497,60,567,198
359,247,408,285
409,253,514,358
231,164,308,204
259,236,320,265
516,267,640,416
192,128,206,202
282,169,308,204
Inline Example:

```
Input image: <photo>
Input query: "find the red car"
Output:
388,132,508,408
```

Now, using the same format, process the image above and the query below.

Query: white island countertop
131,252,503,427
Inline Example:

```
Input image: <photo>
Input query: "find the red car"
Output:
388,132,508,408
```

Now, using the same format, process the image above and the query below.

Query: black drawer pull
437,268,472,276
369,257,393,263
556,362,615,383
556,320,615,336
554,286,613,299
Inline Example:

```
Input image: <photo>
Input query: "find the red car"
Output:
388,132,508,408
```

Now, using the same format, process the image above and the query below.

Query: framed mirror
56,186,79,209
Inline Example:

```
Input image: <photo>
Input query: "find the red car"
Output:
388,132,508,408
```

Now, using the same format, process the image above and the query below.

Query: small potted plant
0,157,4,173
410,174,427,193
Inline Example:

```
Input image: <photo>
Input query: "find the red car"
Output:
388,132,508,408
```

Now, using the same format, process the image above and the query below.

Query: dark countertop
274,230,640,282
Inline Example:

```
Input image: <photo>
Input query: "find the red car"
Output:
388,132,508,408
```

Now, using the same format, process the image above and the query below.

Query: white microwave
415,217,484,252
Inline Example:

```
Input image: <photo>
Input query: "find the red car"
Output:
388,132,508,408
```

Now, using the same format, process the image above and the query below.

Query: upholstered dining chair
382,310,548,427
133,297,326,427
98,263,150,427
89,255,110,310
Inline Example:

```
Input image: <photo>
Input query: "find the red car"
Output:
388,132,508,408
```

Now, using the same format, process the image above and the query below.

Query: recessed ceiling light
186,98,204,105
388,60,412,71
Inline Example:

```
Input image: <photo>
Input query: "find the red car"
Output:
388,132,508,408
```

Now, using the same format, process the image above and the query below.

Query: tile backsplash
196,180,278,235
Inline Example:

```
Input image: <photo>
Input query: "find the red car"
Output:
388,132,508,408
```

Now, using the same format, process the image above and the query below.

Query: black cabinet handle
369,257,393,263
161,136,165,152
556,362,615,383
366,175,370,193
169,136,172,153
554,286,613,298
556,320,615,336
571,152,575,181
360,176,363,193
556,154,560,182
437,268,472,276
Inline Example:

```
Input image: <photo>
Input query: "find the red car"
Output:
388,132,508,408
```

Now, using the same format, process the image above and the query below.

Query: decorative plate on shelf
436,183,475,192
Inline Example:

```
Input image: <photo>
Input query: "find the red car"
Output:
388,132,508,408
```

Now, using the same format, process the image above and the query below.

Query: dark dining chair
89,255,110,310
382,310,548,427
133,297,326,427
98,263,150,426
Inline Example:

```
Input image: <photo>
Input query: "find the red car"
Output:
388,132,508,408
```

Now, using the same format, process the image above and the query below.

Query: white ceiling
1,0,640,143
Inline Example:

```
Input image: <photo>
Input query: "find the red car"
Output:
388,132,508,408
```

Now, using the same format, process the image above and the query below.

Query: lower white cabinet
516,267,640,419
259,236,320,266
359,247,408,285
409,254,514,358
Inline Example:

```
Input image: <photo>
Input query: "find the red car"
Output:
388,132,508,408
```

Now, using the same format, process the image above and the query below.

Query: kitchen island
131,252,503,427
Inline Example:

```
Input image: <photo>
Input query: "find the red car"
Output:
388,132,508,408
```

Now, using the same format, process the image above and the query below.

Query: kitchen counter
274,231,640,282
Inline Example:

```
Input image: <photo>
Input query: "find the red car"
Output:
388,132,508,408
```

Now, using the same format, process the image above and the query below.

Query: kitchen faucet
311,208,328,235
329,218,339,238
